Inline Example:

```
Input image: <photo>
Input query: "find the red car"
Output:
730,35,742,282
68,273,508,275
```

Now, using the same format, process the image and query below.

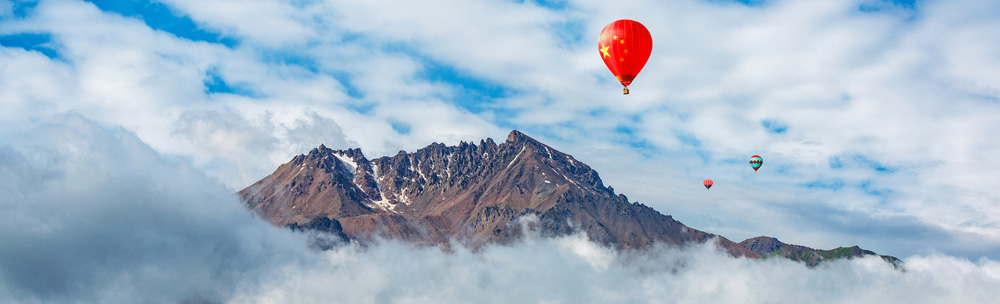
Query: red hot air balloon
704,179,713,190
598,19,652,95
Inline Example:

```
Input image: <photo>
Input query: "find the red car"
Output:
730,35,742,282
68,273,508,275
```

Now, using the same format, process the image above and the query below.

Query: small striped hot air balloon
704,179,713,190
749,155,763,173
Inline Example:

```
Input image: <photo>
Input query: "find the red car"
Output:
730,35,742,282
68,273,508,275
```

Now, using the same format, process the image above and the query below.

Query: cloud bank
241,238,1000,304
0,115,310,303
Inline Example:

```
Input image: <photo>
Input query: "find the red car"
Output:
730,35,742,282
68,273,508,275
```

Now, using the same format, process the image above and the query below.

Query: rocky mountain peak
240,130,896,265
307,143,332,158
503,130,549,154
494,130,615,198
240,130,759,256
739,236,794,255
481,137,497,149
505,130,529,143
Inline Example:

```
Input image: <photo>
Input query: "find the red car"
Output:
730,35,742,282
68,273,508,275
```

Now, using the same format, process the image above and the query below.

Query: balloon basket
623,87,629,95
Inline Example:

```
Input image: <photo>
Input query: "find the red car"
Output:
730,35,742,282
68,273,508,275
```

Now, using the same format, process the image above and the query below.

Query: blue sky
2,0,999,264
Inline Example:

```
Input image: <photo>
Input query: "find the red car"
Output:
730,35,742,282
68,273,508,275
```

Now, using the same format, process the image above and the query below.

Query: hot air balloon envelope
598,19,652,94
750,155,763,172
704,179,713,190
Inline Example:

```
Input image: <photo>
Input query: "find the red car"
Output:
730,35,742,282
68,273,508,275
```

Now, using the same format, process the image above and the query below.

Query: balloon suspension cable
623,87,630,95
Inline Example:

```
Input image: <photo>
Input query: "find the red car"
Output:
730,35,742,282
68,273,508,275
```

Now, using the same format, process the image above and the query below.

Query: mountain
239,130,896,265
739,236,902,268
240,130,756,256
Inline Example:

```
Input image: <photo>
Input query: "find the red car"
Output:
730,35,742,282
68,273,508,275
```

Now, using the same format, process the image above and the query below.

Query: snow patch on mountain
332,153,358,175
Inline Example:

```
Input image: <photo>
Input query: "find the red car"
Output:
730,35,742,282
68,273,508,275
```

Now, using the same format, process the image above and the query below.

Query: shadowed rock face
240,130,761,257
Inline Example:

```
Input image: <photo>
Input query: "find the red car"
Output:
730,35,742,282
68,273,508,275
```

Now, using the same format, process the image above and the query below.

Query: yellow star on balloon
600,44,611,58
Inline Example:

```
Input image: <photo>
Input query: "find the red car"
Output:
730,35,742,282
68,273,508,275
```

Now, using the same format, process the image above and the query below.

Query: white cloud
157,0,319,46
237,235,1000,304
173,108,282,187
0,0,503,187
0,114,311,303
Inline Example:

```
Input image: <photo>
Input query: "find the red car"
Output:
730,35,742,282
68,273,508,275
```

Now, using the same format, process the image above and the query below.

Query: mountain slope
239,130,756,257
740,236,901,267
